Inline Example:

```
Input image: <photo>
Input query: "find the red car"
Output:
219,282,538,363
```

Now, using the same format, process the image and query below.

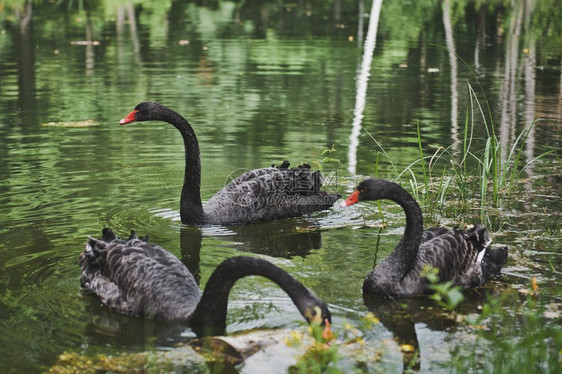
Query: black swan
342,178,508,297
79,229,331,331
120,102,340,225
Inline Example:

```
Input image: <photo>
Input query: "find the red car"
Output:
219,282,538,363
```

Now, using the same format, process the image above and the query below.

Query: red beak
344,190,361,206
120,109,138,125
322,319,334,341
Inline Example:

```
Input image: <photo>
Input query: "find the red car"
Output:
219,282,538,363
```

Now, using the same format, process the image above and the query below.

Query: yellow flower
401,344,415,352
364,312,380,325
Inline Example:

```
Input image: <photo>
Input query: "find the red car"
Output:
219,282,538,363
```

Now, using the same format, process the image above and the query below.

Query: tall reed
364,83,551,224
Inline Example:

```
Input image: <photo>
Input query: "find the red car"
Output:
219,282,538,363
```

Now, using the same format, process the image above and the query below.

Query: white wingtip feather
476,248,486,264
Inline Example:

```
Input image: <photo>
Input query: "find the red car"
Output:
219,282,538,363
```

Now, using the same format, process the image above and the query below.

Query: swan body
79,229,331,329
343,178,508,297
120,102,340,225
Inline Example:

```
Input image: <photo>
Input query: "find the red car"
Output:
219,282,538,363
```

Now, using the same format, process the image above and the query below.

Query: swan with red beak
118,102,340,225
341,178,507,297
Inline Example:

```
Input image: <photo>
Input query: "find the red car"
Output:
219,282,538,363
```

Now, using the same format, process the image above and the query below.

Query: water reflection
205,221,323,256
522,0,537,180
0,226,55,293
180,226,204,284
363,295,451,371
442,0,459,151
346,0,383,175
498,0,525,163
364,286,503,372
473,5,486,71
82,299,192,348
14,0,36,121
179,220,325,284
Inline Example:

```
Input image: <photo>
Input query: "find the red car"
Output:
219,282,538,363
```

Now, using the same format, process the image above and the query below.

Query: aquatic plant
421,264,465,311
286,311,385,373
363,83,555,226
286,309,341,374
311,144,341,171
287,278,560,373
448,279,562,373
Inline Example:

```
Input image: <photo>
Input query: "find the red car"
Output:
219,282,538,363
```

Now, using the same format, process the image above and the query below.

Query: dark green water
0,1,560,373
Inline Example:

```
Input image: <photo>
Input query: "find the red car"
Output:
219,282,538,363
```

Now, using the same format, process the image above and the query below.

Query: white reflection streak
347,0,383,175
523,0,536,178
499,1,524,163
443,0,458,151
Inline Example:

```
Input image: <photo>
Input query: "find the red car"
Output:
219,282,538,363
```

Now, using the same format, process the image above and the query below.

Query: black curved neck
374,180,424,275
189,256,315,327
396,193,424,275
159,108,205,224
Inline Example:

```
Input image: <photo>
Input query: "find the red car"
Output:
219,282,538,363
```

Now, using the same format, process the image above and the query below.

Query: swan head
120,102,169,124
341,178,382,206
299,295,332,327
342,178,409,207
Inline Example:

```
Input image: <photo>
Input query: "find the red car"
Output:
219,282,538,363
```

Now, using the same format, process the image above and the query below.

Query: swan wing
204,165,339,224
223,164,325,196
413,225,492,287
80,235,200,320
420,227,451,242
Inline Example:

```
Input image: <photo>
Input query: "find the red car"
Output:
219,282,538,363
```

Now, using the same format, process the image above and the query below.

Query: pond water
0,1,560,373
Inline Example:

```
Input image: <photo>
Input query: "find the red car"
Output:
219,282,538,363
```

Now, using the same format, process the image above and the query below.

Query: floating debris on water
41,120,99,128
70,40,100,46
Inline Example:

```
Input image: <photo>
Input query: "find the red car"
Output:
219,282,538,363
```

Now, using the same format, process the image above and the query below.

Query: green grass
364,82,554,226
